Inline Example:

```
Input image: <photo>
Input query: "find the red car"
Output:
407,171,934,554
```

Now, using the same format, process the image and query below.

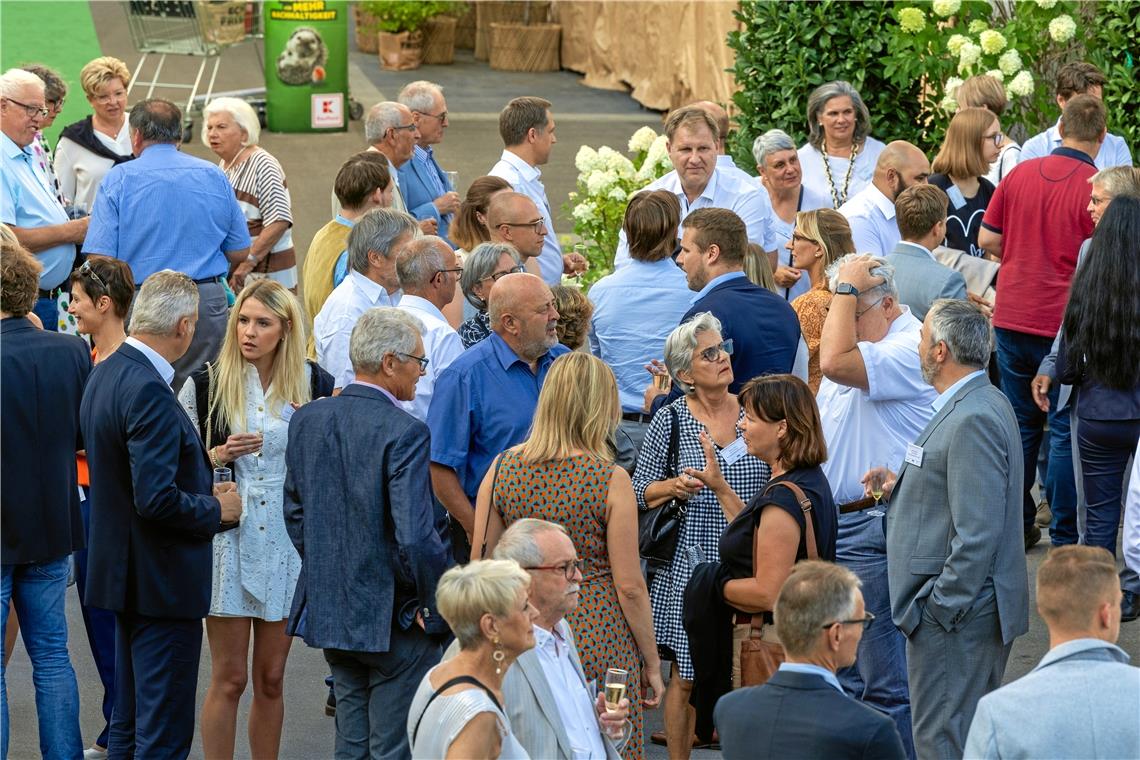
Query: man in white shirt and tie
839,142,929,256
394,236,464,421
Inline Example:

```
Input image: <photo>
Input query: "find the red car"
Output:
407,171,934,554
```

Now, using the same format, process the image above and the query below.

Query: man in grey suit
492,519,629,760
878,298,1029,759
885,184,967,321
284,307,452,760
964,546,1139,759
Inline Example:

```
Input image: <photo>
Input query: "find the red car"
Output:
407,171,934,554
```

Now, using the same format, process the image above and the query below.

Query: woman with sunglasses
178,280,334,760
630,313,770,758
457,242,524,349
929,107,1004,258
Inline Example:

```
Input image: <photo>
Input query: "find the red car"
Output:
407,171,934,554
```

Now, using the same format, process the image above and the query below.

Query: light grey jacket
886,374,1029,643
886,241,968,321
963,638,1140,759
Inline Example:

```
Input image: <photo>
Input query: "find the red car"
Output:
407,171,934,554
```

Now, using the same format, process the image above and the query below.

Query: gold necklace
822,140,861,208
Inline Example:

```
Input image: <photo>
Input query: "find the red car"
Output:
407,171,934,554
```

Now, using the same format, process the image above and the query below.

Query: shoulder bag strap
204,362,217,455
765,480,819,560
666,406,680,478
411,675,504,746
478,452,508,559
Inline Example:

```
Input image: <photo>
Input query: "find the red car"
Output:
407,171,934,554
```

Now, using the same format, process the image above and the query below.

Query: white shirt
613,167,772,269
817,307,936,504
1020,120,1133,170
124,336,175,387
798,137,886,208
715,154,762,189
765,184,834,302
839,183,900,257
314,269,400,389
533,622,608,760
489,149,564,285
395,294,463,421
53,119,132,209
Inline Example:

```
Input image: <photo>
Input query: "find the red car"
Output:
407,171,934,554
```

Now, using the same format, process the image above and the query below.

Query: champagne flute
603,668,628,713
868,464,887,517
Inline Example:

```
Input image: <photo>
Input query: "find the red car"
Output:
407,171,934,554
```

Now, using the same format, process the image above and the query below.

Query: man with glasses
487,191,547,271
398,81,460,245
715,561,906,760
1,68,89,331
395,236,464,421
885,184,967,321
816,252,937,758
358,101,437,236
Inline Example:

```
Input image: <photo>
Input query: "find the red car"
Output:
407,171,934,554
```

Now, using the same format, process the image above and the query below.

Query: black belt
622,411,653,424
194,275,225,285
37,286,64,299
839,496,879,514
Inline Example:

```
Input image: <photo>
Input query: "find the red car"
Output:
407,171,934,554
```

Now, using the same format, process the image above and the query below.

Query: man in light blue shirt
1021,62,1133,170
839,141,930,257
1,68,89,330
398,81,460,245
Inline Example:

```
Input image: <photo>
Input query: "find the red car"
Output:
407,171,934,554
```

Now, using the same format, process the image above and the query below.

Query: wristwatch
835,282,859,298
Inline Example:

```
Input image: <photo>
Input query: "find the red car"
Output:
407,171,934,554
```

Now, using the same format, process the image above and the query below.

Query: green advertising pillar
264,0,348,133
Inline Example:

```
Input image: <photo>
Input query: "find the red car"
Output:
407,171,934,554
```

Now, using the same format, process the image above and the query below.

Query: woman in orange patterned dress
471,352,665,759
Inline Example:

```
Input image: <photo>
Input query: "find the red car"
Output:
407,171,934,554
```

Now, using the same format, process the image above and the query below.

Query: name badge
720,437,748,468
946,184,968,210
905,443,924,468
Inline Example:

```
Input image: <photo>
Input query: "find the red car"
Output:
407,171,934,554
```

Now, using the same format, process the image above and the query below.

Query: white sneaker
83,747,108,760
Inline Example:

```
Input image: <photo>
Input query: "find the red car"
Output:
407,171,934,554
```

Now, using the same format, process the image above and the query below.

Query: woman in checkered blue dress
632,313,769,752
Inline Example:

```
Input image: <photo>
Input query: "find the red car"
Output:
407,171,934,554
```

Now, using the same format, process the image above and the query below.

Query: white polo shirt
839,182,901,257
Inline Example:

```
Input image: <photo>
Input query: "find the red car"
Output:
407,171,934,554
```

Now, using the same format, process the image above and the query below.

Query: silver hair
752,129,797,169
826,253,899,304
349,307,422,375
492,518,568,569
128,270,198,336
364,101,406,144
774,562,862,657
664,312,722,395
347,208,419,275
460,242,522,309
1089,166,1140,200
201,96,261,148
805,80,871,151
927,298,992,369
398,80,443,114
0,68,45,98
396,236,449,291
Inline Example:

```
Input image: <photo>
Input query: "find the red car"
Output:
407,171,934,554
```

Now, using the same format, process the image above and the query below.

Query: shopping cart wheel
349,98,364,121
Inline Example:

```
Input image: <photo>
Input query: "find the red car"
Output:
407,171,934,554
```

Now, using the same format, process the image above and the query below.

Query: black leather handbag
638,406,683,582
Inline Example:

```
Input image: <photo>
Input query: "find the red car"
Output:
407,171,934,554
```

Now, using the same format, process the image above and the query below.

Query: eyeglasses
47,99,65,114
983,132,1004,147
480,265,526,283
790,232,817,245
435,266,463,279
93,91,127,105
388,123,417,135
78,259,107,292
499,218,547,234
414,109,448,123
855,296,886,319
822,611,875,631
396,352,429,372
697,339,734,363
524,559,588,579
4,97,49,119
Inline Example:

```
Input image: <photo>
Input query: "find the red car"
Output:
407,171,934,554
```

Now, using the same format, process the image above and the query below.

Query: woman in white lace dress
179,280,333,759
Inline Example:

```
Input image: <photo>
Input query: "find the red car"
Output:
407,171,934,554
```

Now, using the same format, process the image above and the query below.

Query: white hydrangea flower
1008,70,1034,97
932,0,961,17
998,49,1023,76
979,29,1007,54
1036,0,1058,8
940,93,960,113
945,76,965,95
957,41,982,74
947,34,970,55
572,201,597,224
985,69,1005,83
608,187,628,202
639,135,670,180
585,170,616,196
898,7,926,33
968,20,988,34
605,151,637,178
1049,14,1076,42
575,145,600,174
628,126,658,154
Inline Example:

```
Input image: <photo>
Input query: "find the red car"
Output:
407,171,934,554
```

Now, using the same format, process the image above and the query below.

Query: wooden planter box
378,29,424,71
354,6,379,53
422,15,457,65
489,22,561,72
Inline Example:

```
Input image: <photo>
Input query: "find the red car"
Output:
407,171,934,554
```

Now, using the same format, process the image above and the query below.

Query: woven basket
454,4,476,50
378,29,424,71
489,22,561,72
475,1,550,60
422,15,457,65
353,6,379,53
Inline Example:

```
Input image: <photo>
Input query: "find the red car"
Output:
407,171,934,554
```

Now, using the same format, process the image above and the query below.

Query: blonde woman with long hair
178,279,334,759
472,352,665,759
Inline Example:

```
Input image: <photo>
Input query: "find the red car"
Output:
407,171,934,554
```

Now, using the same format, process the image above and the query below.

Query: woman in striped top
204,97,297,291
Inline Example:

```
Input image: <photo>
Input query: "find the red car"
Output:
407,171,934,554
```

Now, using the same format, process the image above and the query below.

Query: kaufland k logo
311,93,343,128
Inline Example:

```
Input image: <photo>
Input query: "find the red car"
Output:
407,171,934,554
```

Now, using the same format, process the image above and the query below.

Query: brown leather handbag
739,480,819,688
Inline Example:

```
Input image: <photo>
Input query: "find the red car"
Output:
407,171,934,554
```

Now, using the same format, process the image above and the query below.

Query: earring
491,636,505,676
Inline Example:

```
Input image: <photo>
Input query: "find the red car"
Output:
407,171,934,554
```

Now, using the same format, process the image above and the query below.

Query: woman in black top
929,107,1002,258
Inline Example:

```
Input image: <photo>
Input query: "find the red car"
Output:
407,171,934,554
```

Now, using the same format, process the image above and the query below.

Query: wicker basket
475,1,550,60
353,6,379,54
454,3,476,50
489,22,561,72
378,29,424,71
422,15,457,65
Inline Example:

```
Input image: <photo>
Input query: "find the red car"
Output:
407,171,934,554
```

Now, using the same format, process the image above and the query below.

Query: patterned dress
631,397,770,680
493,450,646,760
223,148,297,288
791,285,833,394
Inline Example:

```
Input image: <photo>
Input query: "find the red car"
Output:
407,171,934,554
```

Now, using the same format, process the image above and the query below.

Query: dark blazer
714,670,907,760
398,152,452,243
1,318,91,564
683,275,801,393
79,343,221,619
283,383,452,652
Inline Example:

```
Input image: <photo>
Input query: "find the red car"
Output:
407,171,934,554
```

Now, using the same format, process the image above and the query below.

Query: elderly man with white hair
1,67,90,330
398,81,460,244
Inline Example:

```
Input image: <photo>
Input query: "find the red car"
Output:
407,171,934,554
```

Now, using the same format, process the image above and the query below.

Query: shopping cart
124,1,265,139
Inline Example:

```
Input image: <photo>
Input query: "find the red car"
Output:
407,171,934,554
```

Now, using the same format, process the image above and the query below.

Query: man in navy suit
1,241,90,759
285,307,452,759
715,561,907,760
398,81,460,245
80,270,241,759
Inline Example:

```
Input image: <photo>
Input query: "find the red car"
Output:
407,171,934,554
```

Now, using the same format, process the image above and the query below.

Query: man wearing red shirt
979,95,1106,550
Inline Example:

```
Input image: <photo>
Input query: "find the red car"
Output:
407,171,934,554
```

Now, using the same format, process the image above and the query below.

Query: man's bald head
692,100,729,152
488,272,559,360
873,140,930,200
487,192,545,259
487,192,538,229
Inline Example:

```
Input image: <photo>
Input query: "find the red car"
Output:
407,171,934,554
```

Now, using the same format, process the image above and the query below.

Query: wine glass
213,467,232,484
603,668,628,714
867,464,887,517
445,170,459,192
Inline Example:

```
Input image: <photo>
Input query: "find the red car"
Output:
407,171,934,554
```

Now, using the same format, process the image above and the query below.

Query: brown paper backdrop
552,0,740,112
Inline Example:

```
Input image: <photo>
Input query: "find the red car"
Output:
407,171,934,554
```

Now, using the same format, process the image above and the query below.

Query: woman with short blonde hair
931,107,1003,256
55,56,133,209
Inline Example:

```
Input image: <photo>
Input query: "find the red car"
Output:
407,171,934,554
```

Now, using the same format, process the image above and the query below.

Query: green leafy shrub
1084,1,1140,152
358,1,456,34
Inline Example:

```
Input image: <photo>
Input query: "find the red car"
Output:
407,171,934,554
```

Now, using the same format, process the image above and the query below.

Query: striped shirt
224,148,296,287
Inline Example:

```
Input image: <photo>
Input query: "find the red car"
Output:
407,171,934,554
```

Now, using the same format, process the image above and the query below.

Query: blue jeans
1076,416,1140,556
32,295,59,332
1,555,83,760
994,327,1078,542
835,512,915,760
74,497,117,749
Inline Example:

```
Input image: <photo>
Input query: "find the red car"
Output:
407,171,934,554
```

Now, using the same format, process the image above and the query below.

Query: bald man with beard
839,141,931,256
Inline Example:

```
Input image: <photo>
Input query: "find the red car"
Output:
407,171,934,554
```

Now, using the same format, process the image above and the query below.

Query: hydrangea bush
563,126,674,286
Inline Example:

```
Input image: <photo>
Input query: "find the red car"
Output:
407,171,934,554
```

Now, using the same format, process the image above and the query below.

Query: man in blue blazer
284,307,452,760
80,270,241,758
1,243,91,758
715,561,907,760
397,81,460,245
